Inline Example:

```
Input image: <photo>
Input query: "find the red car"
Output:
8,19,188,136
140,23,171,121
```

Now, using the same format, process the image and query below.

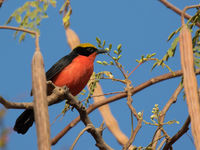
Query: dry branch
159,0,200,28
163,116,190,150
0,81,70,110
123,114,143,150
51,69,200,145
70,125,93,150
64,89,113,150
1,82,112,149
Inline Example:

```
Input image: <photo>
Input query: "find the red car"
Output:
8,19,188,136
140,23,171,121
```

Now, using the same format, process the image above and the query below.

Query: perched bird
14,43,106,134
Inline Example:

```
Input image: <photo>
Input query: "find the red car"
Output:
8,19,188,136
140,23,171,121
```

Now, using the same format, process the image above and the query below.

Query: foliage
5,0,56,42
152,9,200,70
143,104,179,126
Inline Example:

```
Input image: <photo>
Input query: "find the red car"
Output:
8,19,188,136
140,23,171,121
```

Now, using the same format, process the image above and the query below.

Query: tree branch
64,89,113,150
163,116,190,150
0,26,40,52
159,0,200,28
51,69,200,145
123,114,143,150
70,125,93,150
0,81,69,109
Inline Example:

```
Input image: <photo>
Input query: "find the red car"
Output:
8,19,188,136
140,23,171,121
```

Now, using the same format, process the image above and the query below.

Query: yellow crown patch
77,43,97,48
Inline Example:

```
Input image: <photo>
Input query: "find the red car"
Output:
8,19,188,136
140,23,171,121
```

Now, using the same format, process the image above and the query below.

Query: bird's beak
96,49,107,54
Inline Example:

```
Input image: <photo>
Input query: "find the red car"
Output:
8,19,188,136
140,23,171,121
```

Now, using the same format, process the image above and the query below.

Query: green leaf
150,53,156,57
15,14,22,23
112,57,117,60
59,0,68,14
42,13,48,18
102,40,105,47
109,61,114,65
96,37,101,45
102,61,108,65
19,32,26,42
96,60,102,64
162,54,169,61
63,9,72,28
117,55,122,59
167,31,175,41
114,50,118,55
6,16,13,25
117,44,122,50
151,62,157,71
27,22,34,29
29,10,38,20
43,2,49,11
36,17,41,25
14,31,19,39
29,1,39,8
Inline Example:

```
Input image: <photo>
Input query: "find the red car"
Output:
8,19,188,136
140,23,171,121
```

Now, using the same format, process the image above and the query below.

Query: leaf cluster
143,104,179,126
153,9,200,70
5,0,56,42
96,37,123,66
60,0,72,28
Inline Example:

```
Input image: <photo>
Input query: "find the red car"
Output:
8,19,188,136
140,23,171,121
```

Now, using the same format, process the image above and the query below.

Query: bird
14,43,106,134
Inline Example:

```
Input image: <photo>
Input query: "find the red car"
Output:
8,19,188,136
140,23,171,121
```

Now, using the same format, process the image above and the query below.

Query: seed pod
66,28,80,50
179,24,200,149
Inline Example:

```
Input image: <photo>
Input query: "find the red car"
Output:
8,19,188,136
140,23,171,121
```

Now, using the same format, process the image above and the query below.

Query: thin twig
157,138,167,150
159,0,200,28
128,62,142,77
181,5,200,25
152,84,183,149
0,81,70,109
107,53,127,78
0,25,36,34
163,116,190,150
64,92,113,150
70,125,93,150
123,114,143,150
161,128,170,141
146,135,165,149
92,91,126,98
0,26,40,52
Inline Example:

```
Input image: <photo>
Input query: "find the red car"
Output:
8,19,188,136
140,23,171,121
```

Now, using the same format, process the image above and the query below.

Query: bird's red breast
52,52,97,96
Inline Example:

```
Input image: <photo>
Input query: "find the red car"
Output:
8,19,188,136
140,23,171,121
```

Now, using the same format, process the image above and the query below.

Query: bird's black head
73,43,107,56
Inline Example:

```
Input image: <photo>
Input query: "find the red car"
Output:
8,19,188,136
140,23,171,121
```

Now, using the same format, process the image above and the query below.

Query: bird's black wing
46,51,78,80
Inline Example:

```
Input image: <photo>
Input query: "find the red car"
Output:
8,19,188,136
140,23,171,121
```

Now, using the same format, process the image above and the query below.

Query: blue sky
0,0,199,149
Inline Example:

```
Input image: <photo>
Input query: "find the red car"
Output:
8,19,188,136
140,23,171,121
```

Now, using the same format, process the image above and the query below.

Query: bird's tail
14,109,34,134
